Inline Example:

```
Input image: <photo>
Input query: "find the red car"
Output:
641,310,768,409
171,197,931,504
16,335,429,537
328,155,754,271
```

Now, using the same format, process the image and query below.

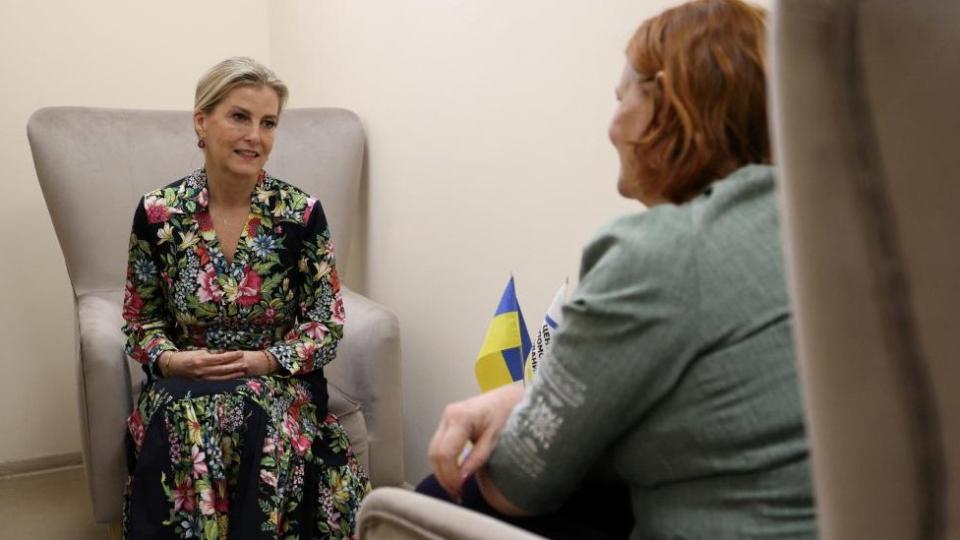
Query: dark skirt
123,376,369,539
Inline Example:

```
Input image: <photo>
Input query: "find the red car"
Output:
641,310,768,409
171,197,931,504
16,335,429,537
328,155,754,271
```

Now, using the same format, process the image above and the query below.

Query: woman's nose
243,124,261,143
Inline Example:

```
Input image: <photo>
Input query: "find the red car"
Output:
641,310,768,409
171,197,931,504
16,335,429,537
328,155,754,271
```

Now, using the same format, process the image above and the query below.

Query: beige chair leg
107,522,122,540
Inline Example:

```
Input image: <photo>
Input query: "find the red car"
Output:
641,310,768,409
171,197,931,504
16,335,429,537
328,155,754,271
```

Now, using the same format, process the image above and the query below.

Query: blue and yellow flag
475,276,532,392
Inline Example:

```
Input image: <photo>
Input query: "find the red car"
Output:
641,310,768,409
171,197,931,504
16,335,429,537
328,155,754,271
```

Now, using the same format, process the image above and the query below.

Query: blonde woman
121,57,368,539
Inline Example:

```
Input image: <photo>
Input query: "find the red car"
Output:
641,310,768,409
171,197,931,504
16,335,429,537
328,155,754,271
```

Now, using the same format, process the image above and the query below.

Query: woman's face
609,63,660,204
194,85,280,181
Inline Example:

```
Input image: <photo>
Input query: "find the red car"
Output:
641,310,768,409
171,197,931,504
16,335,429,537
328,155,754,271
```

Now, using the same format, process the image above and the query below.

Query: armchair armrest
76,289,137,523
357,488,545,540
328,287,405,487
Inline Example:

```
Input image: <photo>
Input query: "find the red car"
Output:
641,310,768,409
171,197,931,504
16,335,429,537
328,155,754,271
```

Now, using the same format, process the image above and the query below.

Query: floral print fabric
121,169,369,539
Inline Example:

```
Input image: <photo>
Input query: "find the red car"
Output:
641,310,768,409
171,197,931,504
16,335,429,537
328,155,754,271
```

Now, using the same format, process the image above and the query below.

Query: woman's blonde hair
194,57,289,115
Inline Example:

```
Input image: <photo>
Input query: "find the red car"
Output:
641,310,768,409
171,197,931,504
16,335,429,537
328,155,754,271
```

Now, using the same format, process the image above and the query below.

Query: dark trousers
415,474,633,540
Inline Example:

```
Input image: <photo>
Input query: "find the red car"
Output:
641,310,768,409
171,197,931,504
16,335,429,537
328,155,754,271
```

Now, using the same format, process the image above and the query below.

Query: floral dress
121,169,370,539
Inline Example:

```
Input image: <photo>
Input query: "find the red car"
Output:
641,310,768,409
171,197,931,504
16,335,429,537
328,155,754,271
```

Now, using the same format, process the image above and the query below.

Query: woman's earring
198,138,206,149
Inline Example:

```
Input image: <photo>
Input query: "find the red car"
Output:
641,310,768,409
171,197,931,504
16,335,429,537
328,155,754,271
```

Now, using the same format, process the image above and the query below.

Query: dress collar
184,168,270,212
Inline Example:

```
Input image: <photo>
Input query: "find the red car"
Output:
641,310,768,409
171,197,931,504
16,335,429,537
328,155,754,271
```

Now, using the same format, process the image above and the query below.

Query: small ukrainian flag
475,276,532,392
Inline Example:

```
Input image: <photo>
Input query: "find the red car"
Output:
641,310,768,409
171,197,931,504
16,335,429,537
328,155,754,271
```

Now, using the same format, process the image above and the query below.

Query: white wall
2,0,770,484
0,0,270,464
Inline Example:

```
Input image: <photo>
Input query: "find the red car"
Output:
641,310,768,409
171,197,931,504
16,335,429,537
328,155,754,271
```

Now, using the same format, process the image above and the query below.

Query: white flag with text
523,280,567,386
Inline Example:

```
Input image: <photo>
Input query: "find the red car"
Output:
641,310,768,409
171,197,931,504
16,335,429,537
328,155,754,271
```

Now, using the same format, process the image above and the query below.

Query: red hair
627,0,770,203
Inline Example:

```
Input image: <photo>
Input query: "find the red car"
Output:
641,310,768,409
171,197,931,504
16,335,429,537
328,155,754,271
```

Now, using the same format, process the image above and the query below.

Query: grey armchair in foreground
770,1,959,538
357,488,544,540
27,107,405,529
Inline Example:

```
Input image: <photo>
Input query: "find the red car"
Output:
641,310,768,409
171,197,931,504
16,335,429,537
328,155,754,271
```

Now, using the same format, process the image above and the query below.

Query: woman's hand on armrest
427,384,526,504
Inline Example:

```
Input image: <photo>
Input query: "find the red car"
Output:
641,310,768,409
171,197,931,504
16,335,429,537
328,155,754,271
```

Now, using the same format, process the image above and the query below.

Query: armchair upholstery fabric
770,1,960,538
357,488,545,540
28,107,404,523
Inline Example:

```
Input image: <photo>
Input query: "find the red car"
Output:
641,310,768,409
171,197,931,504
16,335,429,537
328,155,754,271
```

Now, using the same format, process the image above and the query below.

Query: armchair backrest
770,1,960,538
27,107,364,297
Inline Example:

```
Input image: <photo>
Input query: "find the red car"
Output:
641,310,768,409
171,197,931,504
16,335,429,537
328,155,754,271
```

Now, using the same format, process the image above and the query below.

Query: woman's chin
617,177,641,200
224,160,263,179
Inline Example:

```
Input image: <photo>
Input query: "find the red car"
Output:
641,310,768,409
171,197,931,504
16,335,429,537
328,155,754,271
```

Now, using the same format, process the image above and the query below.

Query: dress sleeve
485,212,698,513
121,198,179,378
267,199,345,376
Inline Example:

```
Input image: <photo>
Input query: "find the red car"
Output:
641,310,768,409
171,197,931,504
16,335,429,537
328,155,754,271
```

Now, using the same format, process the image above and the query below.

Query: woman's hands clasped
159,349,278,380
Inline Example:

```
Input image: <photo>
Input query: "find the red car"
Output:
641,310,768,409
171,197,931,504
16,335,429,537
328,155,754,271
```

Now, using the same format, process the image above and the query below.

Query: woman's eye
263,120,277,129
232,112,247,122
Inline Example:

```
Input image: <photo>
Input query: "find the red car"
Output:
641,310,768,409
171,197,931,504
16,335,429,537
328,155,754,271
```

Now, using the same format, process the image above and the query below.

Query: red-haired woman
421,1,816,538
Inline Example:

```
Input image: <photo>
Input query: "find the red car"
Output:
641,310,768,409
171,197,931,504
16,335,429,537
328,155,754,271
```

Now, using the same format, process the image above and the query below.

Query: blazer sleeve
485,211,698,513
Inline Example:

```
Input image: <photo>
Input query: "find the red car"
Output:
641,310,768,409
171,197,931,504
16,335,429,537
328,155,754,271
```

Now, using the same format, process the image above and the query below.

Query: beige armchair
27,107,405,527
357,488,545,540
770,0,959,538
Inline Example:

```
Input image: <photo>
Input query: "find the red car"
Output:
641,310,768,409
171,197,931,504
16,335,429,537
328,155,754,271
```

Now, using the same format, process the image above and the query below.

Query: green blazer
488,165,816,539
